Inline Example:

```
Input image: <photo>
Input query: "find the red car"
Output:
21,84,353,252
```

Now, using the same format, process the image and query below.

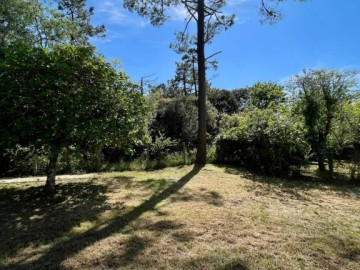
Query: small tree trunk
146,144,150,169
183,69,187,96
182,142,187,165
192,56,197,97
328,153,334,175
317,154,326,172
315,138,326,172
195,0,207,167
44,150,59,193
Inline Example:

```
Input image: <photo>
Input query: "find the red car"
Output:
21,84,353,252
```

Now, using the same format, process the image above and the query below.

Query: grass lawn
0,165,359,270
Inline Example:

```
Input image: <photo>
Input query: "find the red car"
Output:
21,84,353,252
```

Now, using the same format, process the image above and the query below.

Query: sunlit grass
0,165,359,269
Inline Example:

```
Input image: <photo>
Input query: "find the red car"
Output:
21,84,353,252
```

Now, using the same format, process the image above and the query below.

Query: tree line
1,0,359,194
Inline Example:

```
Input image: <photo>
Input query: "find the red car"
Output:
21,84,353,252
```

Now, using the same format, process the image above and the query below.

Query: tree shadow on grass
0,180,119,267
2,166,201,269
101,218,189,268
224,166,360,199
169,188,224,206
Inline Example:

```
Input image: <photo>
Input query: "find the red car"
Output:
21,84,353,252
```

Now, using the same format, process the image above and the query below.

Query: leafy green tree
123,0,305,166
168,60,197,97
289,69,358,172
0,44,146,192
346,101,360,180
248,82,285,109
0,0,104,48
170,32,219,98
208,88,248,114
347,101,360,148
57,0,105,45
0,0,41,46
329,101,360,179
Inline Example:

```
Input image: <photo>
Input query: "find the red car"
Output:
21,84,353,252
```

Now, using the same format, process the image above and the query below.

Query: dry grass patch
0,165,359,269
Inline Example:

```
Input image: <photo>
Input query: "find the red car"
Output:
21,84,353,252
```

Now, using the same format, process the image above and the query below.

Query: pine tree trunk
195,0,207,167
192,56,198,97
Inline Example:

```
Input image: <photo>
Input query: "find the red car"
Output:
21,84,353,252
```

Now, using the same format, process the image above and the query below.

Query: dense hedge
216,107,310,175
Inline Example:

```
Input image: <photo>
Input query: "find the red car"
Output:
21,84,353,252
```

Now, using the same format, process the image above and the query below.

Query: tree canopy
289,69,358,172
0,0,105,48
0,44,146,191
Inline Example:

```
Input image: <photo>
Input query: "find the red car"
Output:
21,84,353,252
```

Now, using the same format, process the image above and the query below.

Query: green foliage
330,101,360,180
216,106,309,175
146,152,193,170
215,81,305,175
148,133,178,159
208,88,248,114
104,150,197,171
1,146,106,177
150,96,219,147
0,0,104,48
218,113,243,132
168,59,198,97
0,44,146,177
0,0,37,46
248,82,285,109
289,69,358,171
57,0,105,45
3,145,48,176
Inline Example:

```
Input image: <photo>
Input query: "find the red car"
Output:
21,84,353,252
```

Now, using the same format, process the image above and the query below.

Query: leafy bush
150,96,219,147
330,101,360,180
216,106,309,175
147,133,178,159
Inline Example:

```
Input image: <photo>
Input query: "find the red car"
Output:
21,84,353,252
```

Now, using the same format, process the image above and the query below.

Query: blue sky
88,0,360,90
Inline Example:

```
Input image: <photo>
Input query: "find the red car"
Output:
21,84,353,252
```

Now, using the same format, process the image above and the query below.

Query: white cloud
97,1,127,24
224,0,254,25
93,0,149,28
227,0,252,6
168,6,189,21
91,0,252,28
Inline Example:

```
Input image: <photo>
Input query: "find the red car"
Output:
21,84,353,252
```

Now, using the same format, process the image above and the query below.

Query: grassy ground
0,165,359,270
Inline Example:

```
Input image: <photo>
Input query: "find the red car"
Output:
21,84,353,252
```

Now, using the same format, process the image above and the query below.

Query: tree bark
192,55,198,97
44,149,60,193
316,147,326,172
195,0,207,166
183,68,187,96
328,152,334,176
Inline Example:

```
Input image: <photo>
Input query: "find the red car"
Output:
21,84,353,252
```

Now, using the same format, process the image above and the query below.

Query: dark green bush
216,107,309,175
150,96,219,147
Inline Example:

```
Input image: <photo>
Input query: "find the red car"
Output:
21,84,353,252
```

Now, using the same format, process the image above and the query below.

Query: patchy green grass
0,165,359,270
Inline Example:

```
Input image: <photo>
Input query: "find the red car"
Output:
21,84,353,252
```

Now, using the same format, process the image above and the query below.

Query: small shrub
148,133,178,159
